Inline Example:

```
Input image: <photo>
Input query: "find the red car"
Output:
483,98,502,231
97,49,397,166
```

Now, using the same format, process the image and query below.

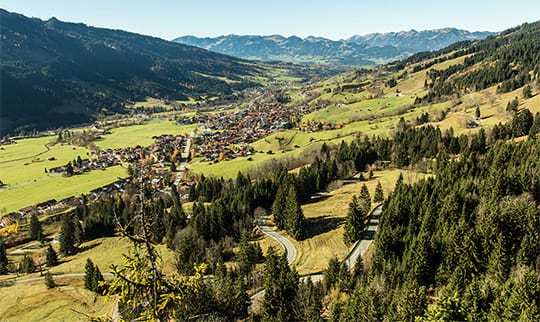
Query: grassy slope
1,236,176,321
95,120,198,150
0,165,128,213
0,136,89,186
291,169,430,275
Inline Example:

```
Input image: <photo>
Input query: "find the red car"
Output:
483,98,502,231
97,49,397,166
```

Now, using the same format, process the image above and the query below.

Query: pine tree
373,181,384,203
237,230,255,277
166,185,186,248
522,84,532,98
273,183,288,230
92,264,104,293
45,244,58,267
59,215,77,255
262,247,299,321
20,254,35,274
475,106,481,119
359,184,371,214
284,185,304,240
44,271,55,289
30,213,43,241
85,258,95,290
344,195,364,245
0,238,8,274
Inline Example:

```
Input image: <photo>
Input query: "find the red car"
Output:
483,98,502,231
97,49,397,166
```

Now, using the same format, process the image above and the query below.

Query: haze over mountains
174,28,497,66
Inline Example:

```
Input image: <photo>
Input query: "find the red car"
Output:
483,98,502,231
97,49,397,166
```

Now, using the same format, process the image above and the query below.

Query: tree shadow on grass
77,241,102,253
302,215,345,240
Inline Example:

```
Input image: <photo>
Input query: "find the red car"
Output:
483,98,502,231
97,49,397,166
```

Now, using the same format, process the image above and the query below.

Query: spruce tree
359,183,371,214
44,271,55,289
30,213,43,242
20,254,35,274
166,185,186,248
343,195,364,245
45,244,58,267
237,230,255,277
273,183,288,230
92,264,104,293
60,214,77,255
284,185,304,240
84,258,95,290
262,247,299,321
373,181,384,203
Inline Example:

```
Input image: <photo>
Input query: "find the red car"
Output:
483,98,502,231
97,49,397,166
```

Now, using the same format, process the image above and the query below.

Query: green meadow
94,120,198,149
0,165,127,213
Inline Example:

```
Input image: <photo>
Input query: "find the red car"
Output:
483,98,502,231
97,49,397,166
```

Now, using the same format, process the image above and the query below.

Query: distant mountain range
0,9,260,135
174,28,497,66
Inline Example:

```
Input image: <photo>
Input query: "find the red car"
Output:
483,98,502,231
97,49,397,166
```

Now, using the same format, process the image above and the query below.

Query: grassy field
291,169,430,275
0,236,176,321
0,137,90,188
94,120,198,150
0,165,127,213
304,96,415,124
0,277,114,322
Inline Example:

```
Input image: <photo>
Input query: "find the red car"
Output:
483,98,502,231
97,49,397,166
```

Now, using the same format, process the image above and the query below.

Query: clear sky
1,0,539,40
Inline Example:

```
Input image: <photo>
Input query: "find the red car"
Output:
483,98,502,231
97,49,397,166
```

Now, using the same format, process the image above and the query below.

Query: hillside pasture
0,165,127,214
94,120,197,150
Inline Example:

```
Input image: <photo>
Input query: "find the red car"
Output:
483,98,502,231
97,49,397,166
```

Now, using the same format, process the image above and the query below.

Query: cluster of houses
1,133,191,229
185,103,325,162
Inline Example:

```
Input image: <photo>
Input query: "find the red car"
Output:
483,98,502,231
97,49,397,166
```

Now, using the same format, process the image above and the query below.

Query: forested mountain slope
389,21,540,104
0,9,260,135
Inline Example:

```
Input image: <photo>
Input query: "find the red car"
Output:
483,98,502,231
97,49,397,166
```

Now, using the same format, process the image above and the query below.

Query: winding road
250,204,382,309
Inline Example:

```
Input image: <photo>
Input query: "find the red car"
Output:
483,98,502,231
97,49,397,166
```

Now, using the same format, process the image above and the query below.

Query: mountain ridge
173,28,496,66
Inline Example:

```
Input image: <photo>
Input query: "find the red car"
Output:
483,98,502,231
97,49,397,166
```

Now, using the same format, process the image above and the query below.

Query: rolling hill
173,29,496,66
0,9,261,135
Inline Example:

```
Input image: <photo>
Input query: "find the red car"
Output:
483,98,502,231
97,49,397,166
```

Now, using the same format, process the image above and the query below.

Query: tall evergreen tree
85,258,95,290
344,195,364,245
59,214,77,255
273,182,288,230
30,213,43,242
262,247,299,321
237,230,255,277
166,187,187,248
45,244,58,267
359,183,371,214
373,181,384,203
20,254,35,274
284,185,305,240
92,264,104,293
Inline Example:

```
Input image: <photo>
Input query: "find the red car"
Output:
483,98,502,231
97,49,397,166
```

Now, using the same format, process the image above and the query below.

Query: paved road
0,272,113,286
343,205,381,269
257,219,297,265
250,205,382,311
173,131,194,186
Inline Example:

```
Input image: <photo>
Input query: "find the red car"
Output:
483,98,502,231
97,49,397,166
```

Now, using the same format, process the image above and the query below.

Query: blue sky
1,0,539,40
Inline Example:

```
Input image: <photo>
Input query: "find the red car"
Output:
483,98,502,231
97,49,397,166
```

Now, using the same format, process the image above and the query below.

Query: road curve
250,205,382,310
258,223,297,265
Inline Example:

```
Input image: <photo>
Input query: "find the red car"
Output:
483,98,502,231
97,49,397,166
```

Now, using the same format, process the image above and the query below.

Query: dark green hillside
0,9,260,135
393,21,540,103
